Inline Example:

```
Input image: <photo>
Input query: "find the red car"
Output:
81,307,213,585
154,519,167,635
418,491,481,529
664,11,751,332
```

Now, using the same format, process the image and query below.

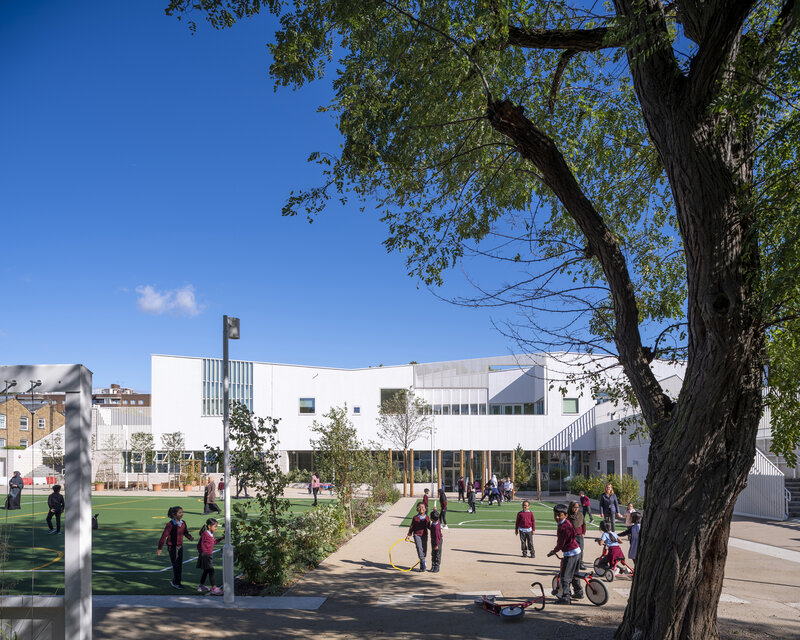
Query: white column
65,367,92,640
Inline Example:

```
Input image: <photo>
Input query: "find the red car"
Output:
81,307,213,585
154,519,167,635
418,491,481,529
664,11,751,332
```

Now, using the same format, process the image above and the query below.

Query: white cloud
135,285,202,317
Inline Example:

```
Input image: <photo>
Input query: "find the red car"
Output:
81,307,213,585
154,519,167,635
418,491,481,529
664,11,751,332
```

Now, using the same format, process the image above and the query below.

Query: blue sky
0,1,521,391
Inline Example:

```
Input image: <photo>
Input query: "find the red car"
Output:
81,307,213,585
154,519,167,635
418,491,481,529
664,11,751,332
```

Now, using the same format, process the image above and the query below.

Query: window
299,398,315,414
562,398,579,414
490,405,502,415
433,404,442,415
470,404,478,415
20,417,29,431
38,418,46,429
0,438,5,447
138,400,144,405
201,358,254,416
524,400,545,415
479,404,487,415
442,404,450,415
19,438,28,447
451,404,460,415
461,404,469,415
380,388,406,412
607,459,615,475
0,415,6,429
352,406,361,415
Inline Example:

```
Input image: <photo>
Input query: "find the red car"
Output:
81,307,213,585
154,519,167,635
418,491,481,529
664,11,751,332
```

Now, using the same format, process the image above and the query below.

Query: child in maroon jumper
157,506,194,589
422,488,430,512
514,500,535,558
429,509,443,572
405,502,430,572
579,490,593,523
547,503,582,604
196,518,224,594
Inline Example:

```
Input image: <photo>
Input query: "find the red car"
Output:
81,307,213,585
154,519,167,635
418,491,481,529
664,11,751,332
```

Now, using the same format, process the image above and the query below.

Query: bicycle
551,553,609,605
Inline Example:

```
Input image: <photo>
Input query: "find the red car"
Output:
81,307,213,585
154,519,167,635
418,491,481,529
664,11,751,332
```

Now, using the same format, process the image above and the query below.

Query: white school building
149,352,687,494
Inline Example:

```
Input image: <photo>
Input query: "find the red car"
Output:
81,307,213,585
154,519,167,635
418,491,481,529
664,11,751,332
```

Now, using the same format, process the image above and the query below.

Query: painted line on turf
9,546,64,570
1,496,155,521
4,549,221,573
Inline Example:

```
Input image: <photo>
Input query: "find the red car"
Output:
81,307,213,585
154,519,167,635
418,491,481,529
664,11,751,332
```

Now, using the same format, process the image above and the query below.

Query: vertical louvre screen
202,358,253,416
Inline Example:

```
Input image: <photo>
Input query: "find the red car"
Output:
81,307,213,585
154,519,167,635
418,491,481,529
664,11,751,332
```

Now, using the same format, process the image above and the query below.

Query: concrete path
92,499,800,639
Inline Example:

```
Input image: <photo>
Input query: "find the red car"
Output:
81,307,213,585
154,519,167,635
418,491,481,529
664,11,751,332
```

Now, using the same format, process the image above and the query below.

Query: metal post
619,430,623,477
124,423,129,489
222,315,240,604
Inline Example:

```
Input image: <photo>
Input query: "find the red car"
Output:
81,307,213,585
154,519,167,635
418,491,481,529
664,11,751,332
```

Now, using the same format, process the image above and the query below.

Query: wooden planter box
152,483,162,492
183,484,192,492
93,483,105,491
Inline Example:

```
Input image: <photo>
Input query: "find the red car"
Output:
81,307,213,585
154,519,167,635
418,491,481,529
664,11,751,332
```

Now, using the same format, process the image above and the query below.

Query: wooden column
536,450,542,502
488,449,492,482
409,449,414,497
511,450,516,500
484,451,488,485
403,448,408,497
459,449,464,479
469,450,474,484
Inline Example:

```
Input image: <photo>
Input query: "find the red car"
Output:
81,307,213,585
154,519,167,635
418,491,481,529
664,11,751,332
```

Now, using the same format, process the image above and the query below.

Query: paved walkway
92,499,800,639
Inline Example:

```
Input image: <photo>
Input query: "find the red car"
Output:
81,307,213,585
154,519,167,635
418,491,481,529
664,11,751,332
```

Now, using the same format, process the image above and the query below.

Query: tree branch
688,0,759,109
549,50,579,113
506,25,623,51
486,98,671,426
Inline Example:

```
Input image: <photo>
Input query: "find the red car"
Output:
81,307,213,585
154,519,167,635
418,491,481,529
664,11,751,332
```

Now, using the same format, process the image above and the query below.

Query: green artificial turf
0,494,333,595
399,498,605,532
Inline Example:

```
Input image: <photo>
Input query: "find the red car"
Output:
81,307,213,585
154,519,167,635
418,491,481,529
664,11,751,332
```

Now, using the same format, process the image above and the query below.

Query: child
505,477,514,502
547,503,582,604
488,483,502,506
514,500,535,558
429,509,443,572
438,485,448,529
405,502,430,572
422,488,430,512
196,518,224,594
618,512,641,569
467,484,476,514
46,485,65,535
579,490,593,523
567,500,587,570
204,476,221,515
624,503,639,526
157,506,194,589
457,476,466,502
595,519,625,575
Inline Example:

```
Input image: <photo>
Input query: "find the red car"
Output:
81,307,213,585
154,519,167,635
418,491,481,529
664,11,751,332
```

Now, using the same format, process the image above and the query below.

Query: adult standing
457,476,465,502
204,476,221,514
311,471,321,506
567,500,587,570
438,484,448,529
598,483,623,532
5,471,23,510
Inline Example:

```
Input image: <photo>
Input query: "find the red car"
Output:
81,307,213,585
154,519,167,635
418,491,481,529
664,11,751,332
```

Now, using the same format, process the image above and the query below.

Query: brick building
0,397,65,449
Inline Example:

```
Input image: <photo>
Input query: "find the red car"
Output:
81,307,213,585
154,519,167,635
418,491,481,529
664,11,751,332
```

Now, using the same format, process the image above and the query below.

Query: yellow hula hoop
389,538,421,572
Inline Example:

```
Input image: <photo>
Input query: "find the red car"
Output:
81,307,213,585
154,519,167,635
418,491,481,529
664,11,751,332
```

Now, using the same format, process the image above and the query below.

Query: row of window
294,396,577,415
0,416,47,430
0,438,27,447
201,358,254,416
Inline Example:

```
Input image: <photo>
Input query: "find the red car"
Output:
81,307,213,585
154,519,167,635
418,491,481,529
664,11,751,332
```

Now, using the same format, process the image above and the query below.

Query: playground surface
0,492,332,595
88,497,800,639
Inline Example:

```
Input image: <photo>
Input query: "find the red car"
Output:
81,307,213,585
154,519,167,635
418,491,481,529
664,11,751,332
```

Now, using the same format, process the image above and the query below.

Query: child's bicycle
474,582,546,621
593,546,634,582
551,554,609,605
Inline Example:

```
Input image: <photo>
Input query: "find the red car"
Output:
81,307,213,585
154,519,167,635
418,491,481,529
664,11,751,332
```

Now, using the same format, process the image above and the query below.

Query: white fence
734,448,788,520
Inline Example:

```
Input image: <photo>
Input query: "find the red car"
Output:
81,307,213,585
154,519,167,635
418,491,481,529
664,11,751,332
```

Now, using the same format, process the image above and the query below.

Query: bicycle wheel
585,579,609,606
604,569,614,582
551,575,559,596
500,606,525,621
593,557,604,577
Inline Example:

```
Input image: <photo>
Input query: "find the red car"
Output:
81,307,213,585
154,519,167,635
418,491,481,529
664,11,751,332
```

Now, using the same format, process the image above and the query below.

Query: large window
299,398,316,414
20,417,29,431
0,415,5,429
201,358,253,416
380,388,406,412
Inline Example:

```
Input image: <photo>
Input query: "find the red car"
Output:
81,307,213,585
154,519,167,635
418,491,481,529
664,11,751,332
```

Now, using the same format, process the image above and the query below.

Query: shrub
285,468,311,483
288,503,346,567
351,498,382,529
568,474,641,507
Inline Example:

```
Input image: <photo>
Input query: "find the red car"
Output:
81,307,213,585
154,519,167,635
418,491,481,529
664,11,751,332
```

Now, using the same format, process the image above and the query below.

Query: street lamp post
222,315,240,605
